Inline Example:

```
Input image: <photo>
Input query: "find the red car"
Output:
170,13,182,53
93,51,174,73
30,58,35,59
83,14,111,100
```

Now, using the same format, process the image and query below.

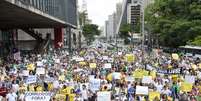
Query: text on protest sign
26,75,37,84
89,79,101,92
25,92,53,101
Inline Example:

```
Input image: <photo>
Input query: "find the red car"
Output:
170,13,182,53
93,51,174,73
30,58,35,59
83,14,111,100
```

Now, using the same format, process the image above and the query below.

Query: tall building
127,0,141,26
0,0,78,56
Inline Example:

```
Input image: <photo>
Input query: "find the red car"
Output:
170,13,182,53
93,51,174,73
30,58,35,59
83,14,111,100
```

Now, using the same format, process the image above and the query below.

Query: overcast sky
78,0,122,26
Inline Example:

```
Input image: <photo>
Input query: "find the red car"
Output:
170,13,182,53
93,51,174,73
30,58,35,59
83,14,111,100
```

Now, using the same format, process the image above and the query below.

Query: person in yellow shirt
68,89,76,101
36,85,43,92
28,84,35,91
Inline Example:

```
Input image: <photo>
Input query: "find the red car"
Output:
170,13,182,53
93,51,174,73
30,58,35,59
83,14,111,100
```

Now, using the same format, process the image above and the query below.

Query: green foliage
188,36,201,46
82,24,101,43
119,24,132,38
145,0,201,48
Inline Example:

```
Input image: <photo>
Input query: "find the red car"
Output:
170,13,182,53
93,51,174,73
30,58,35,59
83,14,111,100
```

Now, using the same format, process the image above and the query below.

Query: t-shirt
81,89,88,99
69,94,76,101
6,93,17,101
19,94,25,101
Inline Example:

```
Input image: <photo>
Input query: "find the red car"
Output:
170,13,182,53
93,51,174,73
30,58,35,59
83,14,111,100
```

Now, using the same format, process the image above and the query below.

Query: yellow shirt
36,86,43,92
29,85,35,91
62,87,73,95
69,94,76,101
48,83,53,91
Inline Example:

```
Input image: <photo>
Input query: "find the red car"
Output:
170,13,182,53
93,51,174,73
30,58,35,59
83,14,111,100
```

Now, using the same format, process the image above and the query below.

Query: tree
188,36,201,46
82,24,101,44
145,0,201,48
119,24,132,44
119,24,132,38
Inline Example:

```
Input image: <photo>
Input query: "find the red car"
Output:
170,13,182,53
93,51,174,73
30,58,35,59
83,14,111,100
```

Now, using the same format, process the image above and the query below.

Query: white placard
185,75,195,84
125,76,134,82
142,76,153,84
37,61,43,67
36,68,45,75
89,75,95,80
89,79,101,92
103,56,108,60
112,72,121,80
55,59,60,64
25,92,53,101
26,75,37,84
44,77,54,83
97,92,111,101
23,70,29,76
136,86,148,95
104,63,112,69
76,57,84,62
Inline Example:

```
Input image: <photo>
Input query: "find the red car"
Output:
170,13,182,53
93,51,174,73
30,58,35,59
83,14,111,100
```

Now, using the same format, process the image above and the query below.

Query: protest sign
55,59,60,64
149,92,160,101
133,69,144,78
44,77,54,83
76,57,84,62
172,53,179,60
142,76,153,84
136,86,148,95
36,68,45,75
25,92,53,101
89,75,95,80
125,76,134,82
89,79,101,92
126,54,135,62
185,75,195,84
156,68,181,74
22,70,29,76
90,63,97,68
36,61,43,67
112,72,121,80
79,61,87,65
181,82,193,92
26,75,37,84
97,91,111,101
103,56,108,60
104,63,112,69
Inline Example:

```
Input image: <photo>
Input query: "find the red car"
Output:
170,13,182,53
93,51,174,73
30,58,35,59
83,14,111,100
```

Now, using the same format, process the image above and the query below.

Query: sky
78,0,123,27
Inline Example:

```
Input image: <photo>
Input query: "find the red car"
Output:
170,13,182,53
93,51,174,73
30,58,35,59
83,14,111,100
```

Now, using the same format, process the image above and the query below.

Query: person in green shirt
171,82,180,100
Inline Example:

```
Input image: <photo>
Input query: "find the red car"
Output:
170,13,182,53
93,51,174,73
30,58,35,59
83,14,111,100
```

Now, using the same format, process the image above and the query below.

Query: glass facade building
16,0,77,26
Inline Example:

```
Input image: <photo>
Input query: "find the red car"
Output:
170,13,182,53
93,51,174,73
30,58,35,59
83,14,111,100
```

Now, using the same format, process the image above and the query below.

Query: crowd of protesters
0,43,201,101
